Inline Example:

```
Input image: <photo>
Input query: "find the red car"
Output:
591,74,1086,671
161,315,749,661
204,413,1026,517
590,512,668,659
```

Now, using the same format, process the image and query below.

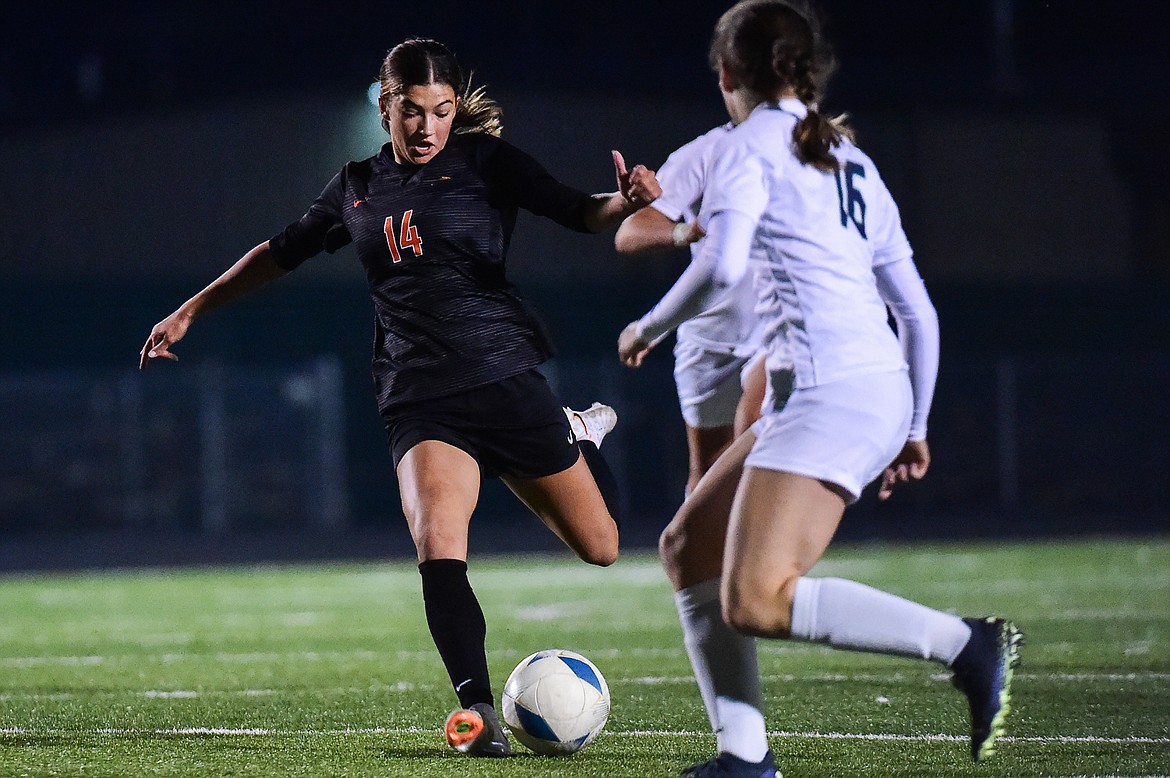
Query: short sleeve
699,138,769,230
649,138,708,223
268,171,351,270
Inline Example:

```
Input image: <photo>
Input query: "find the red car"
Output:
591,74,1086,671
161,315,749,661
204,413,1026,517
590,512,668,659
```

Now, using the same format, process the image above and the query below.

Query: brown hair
378,38,502,137
710,0,848,172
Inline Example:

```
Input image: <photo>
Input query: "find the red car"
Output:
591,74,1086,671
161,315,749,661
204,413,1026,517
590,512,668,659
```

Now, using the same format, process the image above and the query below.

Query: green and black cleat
950,616,1024,762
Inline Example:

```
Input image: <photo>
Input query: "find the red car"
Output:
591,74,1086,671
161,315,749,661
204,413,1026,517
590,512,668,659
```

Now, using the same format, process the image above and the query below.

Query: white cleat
564,402,618,448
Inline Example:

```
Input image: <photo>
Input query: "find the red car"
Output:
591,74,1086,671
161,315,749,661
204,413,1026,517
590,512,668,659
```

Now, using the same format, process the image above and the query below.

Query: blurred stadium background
0,0,1167,570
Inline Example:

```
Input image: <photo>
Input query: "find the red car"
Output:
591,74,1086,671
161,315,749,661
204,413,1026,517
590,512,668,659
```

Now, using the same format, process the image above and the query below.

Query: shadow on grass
372,744,553,761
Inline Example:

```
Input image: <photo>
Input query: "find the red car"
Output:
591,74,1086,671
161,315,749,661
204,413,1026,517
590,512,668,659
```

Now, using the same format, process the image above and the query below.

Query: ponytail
792,110,844,173
769,18,851,172
454,79,503,137
714,1,850,172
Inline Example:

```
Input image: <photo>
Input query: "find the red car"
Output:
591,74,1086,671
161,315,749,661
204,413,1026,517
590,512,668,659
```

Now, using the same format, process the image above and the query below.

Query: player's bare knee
658,520,682,567
722,577,794,638
658,526,682,586
581,540,618,567
578,520,618,567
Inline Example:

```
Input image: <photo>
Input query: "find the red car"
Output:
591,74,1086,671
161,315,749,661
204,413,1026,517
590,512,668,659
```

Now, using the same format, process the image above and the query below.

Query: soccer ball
501,648,610,756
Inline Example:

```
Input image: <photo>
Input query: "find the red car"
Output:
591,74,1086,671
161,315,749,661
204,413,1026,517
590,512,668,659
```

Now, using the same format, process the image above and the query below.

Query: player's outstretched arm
614,207,705,255
582,151,661,233
139,241,289,369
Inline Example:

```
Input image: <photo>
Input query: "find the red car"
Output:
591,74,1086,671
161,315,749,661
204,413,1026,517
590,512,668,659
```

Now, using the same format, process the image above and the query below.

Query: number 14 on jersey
384,210,423,262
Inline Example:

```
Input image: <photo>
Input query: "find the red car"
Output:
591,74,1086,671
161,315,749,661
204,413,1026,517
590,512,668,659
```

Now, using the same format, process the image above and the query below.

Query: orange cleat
444,708,485,752
444,703,511,757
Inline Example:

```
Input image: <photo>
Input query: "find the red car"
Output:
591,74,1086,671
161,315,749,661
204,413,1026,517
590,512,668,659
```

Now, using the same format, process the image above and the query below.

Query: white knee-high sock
675,579,769,762
790,577,971,664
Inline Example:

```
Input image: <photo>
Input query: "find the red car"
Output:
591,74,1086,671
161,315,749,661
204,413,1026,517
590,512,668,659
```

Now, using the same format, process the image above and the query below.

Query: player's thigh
396,439,482,561
734,354,768,435
502,454,618,566
722,468,846,614
661,429,756,590
685,423,735,480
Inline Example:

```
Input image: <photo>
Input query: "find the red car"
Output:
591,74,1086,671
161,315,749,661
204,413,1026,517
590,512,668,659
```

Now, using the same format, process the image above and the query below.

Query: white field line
632,671,1170,684
2,670,1167,702
0,670,1138,702
4,645,1170,681
0,646,703,668
0,725,1166,747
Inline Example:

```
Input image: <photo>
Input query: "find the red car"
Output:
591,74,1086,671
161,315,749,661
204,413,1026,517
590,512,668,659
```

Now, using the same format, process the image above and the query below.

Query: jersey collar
748,98,809,123
774,97,809,120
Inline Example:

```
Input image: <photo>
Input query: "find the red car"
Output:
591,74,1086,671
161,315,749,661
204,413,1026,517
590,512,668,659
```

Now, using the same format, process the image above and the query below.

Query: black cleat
444,702,512,757
680,750,778,777
950,616,1024,762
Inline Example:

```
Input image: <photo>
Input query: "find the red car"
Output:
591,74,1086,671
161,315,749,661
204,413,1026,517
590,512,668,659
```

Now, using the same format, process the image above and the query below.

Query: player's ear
718,62,739,92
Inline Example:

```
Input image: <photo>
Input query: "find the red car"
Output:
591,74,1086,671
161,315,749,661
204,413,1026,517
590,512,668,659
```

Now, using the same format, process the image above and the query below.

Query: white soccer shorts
672,340,749,429
745,369,912,502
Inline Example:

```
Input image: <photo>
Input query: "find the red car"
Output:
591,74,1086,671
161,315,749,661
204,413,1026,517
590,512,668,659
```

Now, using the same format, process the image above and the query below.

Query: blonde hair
379,38,502,137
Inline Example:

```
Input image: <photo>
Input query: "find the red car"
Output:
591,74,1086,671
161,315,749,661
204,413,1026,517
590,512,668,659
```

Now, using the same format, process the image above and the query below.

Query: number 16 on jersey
835,162,867,239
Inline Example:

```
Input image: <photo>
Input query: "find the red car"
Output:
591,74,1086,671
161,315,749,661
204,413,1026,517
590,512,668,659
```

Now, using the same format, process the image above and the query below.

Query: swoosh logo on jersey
352,198,366,207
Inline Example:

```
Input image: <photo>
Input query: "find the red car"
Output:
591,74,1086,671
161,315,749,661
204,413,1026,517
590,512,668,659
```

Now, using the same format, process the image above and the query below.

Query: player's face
384,83,458,165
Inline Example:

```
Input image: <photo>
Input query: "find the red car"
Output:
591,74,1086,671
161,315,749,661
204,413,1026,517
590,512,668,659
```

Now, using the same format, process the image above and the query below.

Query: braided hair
710,0,848,172
378,38,502,137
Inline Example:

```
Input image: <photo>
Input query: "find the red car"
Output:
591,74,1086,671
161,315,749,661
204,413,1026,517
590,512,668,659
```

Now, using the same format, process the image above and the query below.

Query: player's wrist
671,221,691,248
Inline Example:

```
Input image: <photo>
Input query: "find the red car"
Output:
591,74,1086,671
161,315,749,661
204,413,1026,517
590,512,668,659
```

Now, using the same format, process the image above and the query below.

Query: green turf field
0,536,1167,777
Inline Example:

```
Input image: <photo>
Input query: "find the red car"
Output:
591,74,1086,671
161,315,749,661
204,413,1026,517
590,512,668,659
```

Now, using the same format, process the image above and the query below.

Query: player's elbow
613,223,640,255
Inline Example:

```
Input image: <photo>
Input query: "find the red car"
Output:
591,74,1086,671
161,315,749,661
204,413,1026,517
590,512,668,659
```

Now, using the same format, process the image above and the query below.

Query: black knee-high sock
579,440,622,532
418,559,494,709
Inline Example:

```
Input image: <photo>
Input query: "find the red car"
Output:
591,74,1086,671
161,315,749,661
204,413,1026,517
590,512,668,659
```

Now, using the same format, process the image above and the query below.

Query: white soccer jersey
646,124,760,357
700,99,914,389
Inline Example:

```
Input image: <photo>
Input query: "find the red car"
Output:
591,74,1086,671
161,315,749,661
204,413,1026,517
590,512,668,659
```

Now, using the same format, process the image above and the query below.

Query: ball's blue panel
526,653,548,667
559,655,603,694
515,702,559,743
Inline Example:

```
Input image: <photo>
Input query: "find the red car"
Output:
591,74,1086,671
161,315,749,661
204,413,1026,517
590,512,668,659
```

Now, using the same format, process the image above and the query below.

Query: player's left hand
617,321,654,368
612,150,661,208
878,439,931,500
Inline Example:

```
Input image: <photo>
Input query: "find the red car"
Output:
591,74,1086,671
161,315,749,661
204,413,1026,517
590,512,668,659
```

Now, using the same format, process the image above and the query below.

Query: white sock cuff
790,576,821,640
674,578,721,613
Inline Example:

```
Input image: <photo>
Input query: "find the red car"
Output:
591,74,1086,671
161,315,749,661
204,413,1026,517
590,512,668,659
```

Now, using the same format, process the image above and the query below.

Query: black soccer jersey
268,132,597,412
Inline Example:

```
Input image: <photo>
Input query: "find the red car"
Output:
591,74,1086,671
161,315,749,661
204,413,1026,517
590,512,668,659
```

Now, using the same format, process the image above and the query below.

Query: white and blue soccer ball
501,648,610,756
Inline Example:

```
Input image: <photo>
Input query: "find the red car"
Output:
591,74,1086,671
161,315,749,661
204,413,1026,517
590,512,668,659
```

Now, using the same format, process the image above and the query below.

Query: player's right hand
878,439,931,500
612,150,660,208
618,321,654,368
139,311,193,370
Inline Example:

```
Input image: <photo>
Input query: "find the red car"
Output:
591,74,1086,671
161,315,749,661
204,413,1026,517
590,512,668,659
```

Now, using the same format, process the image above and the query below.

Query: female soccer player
620,3,1022,775
139,38,660,758
613,123,767,496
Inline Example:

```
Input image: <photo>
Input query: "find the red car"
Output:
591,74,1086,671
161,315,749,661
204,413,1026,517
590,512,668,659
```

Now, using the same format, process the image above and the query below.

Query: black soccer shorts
382,369,580,479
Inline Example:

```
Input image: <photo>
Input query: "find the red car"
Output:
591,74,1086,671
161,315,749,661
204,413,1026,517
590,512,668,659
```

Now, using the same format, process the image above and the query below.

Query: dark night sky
2,1,1166,132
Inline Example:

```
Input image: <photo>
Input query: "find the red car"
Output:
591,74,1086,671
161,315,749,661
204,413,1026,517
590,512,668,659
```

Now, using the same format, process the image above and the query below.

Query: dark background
1,1,1167,570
